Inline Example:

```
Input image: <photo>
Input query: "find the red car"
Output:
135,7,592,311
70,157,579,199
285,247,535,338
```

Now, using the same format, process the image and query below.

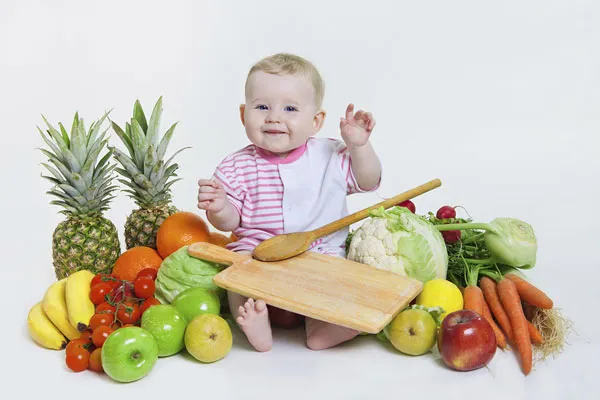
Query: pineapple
38,112,121,280
109,96,188,250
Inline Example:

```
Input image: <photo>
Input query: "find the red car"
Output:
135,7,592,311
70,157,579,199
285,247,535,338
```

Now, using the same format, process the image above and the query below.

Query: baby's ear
313,110,326,132
239,104,246,126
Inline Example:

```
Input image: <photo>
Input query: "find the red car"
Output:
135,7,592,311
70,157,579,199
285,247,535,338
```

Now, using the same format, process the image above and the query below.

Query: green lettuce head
347,206,449,283
155,245,227,304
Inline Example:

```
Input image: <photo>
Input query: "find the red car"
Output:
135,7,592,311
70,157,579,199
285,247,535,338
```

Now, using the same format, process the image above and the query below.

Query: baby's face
241,71,324,157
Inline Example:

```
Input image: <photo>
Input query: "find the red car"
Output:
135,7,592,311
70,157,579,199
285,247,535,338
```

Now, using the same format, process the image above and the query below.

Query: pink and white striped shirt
212,137,380,256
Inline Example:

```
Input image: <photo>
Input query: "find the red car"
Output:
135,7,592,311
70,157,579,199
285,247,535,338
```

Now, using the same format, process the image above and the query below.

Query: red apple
437,309,496,371
267,305,304,329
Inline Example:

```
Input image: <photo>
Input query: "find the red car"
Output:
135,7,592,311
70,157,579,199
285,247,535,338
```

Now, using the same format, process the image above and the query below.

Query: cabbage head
347,206,448,283
155,245,227,304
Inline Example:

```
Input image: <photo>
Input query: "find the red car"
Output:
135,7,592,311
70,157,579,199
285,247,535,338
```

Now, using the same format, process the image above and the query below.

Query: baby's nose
266,110,281,123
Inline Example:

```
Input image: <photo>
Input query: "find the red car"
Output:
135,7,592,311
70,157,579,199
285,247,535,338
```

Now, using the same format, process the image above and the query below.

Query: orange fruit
156,211,210,258
209,232,232,248
230,232,238,242
112,246,163,282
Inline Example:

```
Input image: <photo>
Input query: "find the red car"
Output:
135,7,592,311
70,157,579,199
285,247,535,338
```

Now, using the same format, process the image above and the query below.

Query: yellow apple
184,314,232,363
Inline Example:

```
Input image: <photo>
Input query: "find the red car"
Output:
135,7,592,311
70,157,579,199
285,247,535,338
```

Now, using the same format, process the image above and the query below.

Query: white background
2,0,599,398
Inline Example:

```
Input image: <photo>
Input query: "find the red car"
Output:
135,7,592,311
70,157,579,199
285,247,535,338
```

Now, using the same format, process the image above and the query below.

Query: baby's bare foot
236,298,273,352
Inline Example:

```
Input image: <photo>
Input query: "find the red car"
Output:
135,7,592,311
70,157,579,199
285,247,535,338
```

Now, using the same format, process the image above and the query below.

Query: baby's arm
349,142,381,191
197,179,240,232
340,104,382,191
207,202,240,232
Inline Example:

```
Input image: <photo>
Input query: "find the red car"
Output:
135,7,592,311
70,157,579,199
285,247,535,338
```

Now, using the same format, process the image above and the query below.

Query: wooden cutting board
187,242,423,334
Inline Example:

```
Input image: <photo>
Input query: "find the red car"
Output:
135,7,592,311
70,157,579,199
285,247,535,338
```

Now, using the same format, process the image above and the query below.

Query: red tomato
88,348,103,373
117,301,141,325
136,268,158,281
110,320,122,330
91,325,113,347
77,330,93,345
89,283,113,305
89,313,115,331
95,302,116,314
91,273,112,288
140,297,161,315
134,277,155,299
65,338,91,357
110,281,135,304
66,347,90,372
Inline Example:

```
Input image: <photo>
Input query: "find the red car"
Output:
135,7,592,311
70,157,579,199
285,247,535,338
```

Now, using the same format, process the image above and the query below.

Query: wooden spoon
251,178,442,262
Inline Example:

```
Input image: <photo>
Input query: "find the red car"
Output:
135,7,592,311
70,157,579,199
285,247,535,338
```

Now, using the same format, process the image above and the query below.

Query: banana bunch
27,270,96,350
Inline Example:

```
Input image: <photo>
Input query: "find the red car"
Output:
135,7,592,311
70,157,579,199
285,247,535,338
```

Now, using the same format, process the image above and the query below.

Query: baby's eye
256,105,268,110
284,106,298,112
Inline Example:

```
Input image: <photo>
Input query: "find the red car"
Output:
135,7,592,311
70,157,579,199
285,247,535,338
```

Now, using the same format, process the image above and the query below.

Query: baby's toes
255,300,267,312
236,315,246,325
238,305,247,317
244,299,255,312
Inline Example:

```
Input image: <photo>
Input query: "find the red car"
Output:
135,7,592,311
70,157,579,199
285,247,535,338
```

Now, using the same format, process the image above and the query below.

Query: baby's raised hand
339,103,376,148
197,179,228,213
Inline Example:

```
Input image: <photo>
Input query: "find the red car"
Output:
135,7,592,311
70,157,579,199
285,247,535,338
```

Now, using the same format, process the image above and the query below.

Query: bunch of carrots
461,270,553,375
427,209,566,376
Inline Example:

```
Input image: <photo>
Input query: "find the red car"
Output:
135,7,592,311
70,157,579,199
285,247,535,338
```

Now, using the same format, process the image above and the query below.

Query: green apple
101,327,158,383
171,287,220,323
384,308,437,356
185,314,232,363
141,304,187,357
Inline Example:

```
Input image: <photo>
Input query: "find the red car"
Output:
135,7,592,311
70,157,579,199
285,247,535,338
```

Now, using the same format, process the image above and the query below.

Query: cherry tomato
140,297,161,315
136,268,158,281
110,281,135,304
66,347,90,372
95,302,116,314
89,283,113,305
110,320,122,330
78,330,93,345
91,273,112,288
66,338,91,357
117,301,141,325
92,325,113,347
436,205,457,220
88,348,103,373
134,277,155,299
398,200,416,213
89,313,115,331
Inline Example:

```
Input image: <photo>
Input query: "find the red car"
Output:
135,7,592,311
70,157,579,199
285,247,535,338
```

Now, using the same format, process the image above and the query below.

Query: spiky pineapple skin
124,205,178,250
52,216,121,280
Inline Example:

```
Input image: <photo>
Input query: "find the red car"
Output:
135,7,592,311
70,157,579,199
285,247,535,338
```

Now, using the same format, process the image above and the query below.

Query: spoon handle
313,178,442,238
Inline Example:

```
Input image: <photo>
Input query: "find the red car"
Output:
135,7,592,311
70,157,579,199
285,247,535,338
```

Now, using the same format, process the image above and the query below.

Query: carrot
463,285,485,316
527,320,544,345
505,273,553,309
498,278,532,375
482,297,507,349
480,276,513,341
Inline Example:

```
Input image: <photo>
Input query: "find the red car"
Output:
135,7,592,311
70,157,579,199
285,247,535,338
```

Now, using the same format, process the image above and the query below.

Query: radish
398,200,416,213
436,205,456,219
442,230,461,244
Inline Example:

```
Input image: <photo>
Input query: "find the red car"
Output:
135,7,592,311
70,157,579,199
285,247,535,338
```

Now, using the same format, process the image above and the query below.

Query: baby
197,53,382,352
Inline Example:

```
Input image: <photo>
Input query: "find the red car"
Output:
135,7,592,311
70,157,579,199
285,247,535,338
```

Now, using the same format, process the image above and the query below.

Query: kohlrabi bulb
485,218,537,268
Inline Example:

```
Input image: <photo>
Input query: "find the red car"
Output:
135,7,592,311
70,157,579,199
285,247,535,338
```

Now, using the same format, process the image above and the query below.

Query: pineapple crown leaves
108,96,191,208
37,110,119,217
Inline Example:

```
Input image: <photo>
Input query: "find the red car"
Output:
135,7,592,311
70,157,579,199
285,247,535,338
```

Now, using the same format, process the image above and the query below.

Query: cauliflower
347,206,448,283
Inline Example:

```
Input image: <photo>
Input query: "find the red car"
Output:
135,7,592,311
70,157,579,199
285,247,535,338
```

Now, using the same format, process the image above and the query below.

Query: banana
27,302,68,350
42,278,80,340
65,270,96,332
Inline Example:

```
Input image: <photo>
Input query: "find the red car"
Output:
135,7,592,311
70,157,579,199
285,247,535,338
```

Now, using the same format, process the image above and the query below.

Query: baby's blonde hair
245,53,325,109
